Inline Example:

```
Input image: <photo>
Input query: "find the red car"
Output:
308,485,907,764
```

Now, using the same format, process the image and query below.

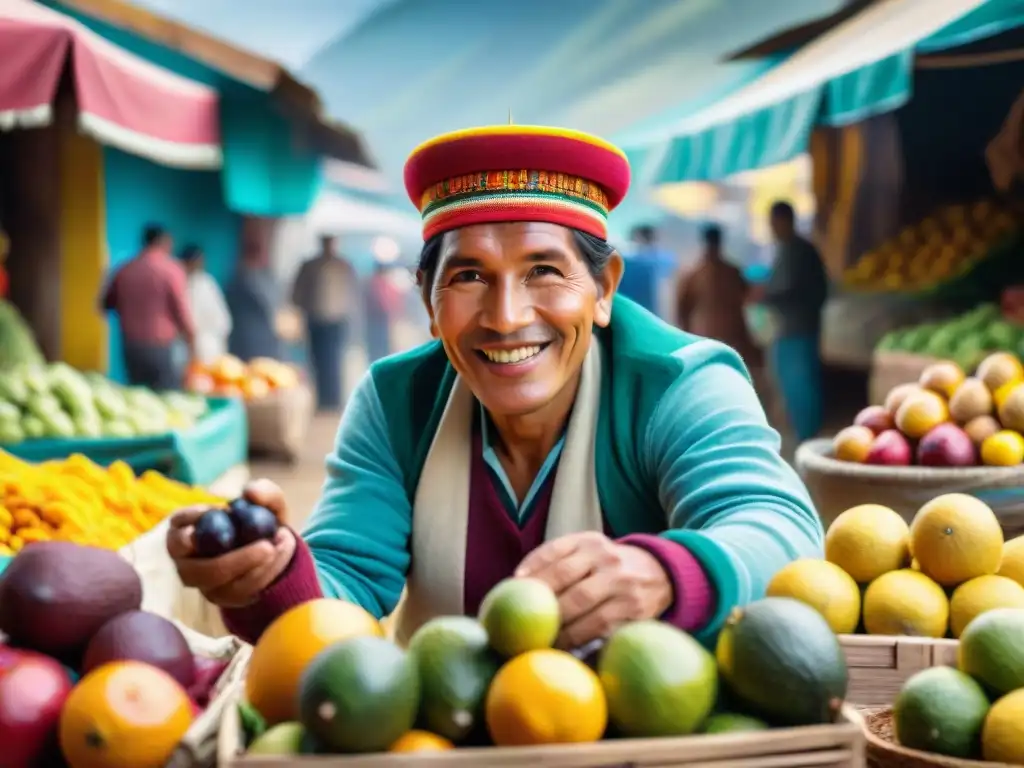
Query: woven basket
862,707,1016,768
796,438,1024,531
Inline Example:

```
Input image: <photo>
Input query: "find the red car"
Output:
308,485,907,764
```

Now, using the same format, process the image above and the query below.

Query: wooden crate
841,635,958,707
218,689,866,768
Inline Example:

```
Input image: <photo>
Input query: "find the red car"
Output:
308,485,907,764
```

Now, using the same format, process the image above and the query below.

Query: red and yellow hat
404,125,631,242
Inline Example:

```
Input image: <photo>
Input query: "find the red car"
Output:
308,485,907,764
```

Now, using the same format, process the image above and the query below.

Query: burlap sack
245,384,314,461
868,351,938,405
118,464,248,638
796,438,1024,536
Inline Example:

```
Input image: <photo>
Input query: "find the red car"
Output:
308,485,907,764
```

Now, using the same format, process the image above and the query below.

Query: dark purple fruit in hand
228,497,251,516
193,509,236,557
231,503,279,546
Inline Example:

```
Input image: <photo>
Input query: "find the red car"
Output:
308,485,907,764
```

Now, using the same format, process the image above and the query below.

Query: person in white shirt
180,244,232,364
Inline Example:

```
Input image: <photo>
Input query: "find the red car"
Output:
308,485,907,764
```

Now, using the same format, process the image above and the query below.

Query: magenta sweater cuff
221,530,323,644
617,533,716,633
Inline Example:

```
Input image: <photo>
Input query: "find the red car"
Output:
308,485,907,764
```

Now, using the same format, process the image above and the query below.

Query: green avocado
297,636,419,754
407,616,499,743
716,597,848,727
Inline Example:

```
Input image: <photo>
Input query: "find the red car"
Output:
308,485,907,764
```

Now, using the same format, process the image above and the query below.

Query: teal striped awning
655,0,1024,184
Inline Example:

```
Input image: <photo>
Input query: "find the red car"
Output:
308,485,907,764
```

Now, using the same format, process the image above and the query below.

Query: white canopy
307,191,421,239
667,0,989,137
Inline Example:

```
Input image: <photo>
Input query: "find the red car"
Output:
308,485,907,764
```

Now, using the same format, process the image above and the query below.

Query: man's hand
166,479,295,608
516,531,673,650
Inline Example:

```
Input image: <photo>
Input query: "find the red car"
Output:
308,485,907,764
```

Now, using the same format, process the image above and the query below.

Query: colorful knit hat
404,125,631,242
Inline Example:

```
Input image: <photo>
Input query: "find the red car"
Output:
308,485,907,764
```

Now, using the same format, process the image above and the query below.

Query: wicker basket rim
796,438,1024,483
862,706,1018,768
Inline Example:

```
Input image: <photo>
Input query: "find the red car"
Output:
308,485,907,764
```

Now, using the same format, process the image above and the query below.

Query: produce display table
4,397,248,486
796,438,1024,533
218,692,867,768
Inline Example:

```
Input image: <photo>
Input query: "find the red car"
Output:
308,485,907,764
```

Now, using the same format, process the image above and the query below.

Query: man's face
321,237,336,256
770,214,792,242
423,222,621,418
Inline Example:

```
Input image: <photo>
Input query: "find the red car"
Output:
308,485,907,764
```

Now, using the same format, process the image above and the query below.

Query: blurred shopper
101,224,194,390
676,224,762,369
366,261,401,363
180,244,231,364
226,242,283,364
291,235,356,410
759,201,829,443
619,224,676,319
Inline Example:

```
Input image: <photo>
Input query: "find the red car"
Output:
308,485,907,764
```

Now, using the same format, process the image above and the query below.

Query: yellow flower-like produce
0,450,222,553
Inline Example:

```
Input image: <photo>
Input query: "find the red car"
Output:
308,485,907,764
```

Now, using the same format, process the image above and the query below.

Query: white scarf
393,342,606,644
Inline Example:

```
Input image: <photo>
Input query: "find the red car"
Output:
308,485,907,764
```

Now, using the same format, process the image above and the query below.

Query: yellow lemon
766,559,861,634
980,430,1024,467
998,535,1024,588
982,688,1024,764
825,504,910,583
910,494,1003,587
949,574,1024,638
993,380,1021,412
863,569,949,638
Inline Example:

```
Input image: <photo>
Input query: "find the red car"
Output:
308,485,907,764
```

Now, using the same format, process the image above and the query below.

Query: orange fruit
59,661,193,768
910,494,1003,587
485,649,607,746
211,354,247,385
246,599,383,725
389,730,455,752
241,377,271,401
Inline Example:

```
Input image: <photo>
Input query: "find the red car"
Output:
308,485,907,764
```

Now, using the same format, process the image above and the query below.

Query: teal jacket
303,297,823,643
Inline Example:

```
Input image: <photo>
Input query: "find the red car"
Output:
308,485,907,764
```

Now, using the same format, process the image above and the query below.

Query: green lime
477,578,560,658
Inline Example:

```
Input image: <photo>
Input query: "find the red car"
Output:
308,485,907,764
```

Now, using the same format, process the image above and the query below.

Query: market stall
185,355,313,462
648,0,1024,370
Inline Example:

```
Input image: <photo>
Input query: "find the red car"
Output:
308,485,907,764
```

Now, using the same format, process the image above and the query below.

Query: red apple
917,423,977,467
0,654,73,767
866,429,913,466
854,405,895,435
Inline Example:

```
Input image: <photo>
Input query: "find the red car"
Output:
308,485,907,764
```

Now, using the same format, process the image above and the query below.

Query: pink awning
0,0,220,169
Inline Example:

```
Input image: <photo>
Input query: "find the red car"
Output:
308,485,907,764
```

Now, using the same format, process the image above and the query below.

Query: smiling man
166,125,823,649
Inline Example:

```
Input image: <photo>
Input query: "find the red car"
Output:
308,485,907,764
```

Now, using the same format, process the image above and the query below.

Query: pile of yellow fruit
842,198,1019,293
0,449,223,553
768,493,1024,638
